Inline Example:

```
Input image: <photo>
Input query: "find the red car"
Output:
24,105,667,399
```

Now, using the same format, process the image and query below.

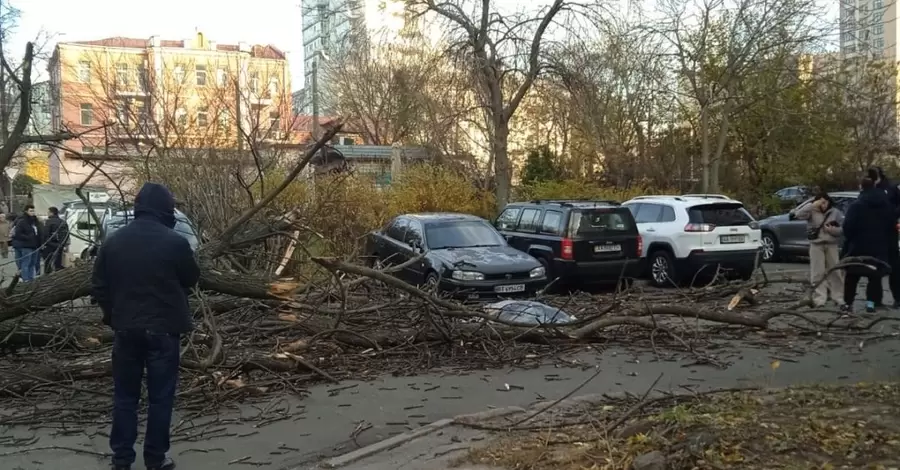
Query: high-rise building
47,33,291,186
839,0,893,58
299,0,410,115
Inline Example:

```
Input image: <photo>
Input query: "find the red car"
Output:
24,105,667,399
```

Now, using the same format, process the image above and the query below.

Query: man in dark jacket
42,206,69,273
868,166,900,307
92,183,200,470
11,205,41,281
843,176,895,313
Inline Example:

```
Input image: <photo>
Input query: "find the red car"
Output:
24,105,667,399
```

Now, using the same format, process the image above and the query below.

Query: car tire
761,231,779,262
648,250,678,287
424,271,441,293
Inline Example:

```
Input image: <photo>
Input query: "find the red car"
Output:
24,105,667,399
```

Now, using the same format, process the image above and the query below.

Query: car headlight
529,266,546,278
451,270,484,281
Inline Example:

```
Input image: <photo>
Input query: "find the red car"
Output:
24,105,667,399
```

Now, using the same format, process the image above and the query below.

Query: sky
10,0,306,89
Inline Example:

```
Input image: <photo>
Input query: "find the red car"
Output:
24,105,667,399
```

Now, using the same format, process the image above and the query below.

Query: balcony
248,91,274,106
111,120,157,141
114,79,149,97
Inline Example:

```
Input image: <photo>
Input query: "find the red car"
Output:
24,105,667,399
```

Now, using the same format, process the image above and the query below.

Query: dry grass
463,382,900,469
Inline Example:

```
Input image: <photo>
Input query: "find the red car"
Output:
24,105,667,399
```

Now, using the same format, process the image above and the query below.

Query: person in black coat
42,206,69,273
92,183,199,470
868,166,900,307
843,176,895,312
11,205,41,281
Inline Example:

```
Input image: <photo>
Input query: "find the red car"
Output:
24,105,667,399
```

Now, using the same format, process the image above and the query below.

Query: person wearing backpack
790,192,845,309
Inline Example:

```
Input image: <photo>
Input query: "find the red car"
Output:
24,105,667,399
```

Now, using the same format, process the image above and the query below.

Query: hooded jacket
842,187,895,265
91,183,200,334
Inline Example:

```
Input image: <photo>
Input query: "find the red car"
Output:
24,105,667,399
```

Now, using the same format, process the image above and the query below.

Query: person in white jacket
790,192,846,309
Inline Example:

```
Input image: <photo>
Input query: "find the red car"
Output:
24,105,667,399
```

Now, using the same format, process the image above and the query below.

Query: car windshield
688,203,754,226
425,220,506,250
569,209,634,236
105,213,199,248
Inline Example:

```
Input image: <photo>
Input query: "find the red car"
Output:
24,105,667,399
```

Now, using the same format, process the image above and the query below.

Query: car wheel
424,272,441,293
761,232,779,262
649,250,678,287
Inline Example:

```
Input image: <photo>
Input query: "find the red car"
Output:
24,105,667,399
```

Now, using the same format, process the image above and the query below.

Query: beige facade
47,33,292,187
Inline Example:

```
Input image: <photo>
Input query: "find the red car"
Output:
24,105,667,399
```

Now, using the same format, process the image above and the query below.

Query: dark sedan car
365,213,548,298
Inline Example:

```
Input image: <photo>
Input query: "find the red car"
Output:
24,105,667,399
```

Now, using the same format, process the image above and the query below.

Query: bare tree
409,0,593,210
651,0,826,192
62,46,296,236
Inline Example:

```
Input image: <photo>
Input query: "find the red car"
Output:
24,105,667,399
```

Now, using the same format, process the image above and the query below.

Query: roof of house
331,145,428,160
63,36,286,60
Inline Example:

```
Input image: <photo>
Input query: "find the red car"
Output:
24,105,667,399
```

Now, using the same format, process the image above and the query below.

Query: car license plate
594,244,622,253
495,284,525,293
720,235,745,244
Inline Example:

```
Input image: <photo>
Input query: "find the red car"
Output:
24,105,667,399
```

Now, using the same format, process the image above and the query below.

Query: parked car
622,195,761,286
774,186,811,205
86,208,200,258
493,200,644,287
757,191,895,261
365,213,547,298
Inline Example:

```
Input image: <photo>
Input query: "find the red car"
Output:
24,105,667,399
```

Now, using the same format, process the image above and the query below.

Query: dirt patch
463,382,900,469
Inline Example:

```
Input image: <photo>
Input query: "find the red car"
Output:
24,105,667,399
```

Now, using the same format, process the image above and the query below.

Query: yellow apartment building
47,32,292,186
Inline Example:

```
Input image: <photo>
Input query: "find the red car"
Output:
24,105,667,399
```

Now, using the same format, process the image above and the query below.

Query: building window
115,100,128,125
875,37,885,49
268,76,279,97
218,110,229,129
875,23,884,35
874,0,883,9
116,63,129,87
197,107,209,127
78,61,91,83
249,72,260,93
80,103,93,126
175,107,187,129
196,65,207,86
217,68,227,87
82,146,95,154
268,112,279,130
173,65,185,84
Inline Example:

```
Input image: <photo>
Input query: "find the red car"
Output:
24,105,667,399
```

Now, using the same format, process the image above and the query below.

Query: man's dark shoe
146,457,175,470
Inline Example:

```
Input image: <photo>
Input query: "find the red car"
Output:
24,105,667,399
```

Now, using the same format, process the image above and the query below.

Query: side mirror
408,240,423,252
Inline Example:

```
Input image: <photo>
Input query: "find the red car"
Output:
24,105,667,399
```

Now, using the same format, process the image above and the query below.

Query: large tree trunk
493,118,512,212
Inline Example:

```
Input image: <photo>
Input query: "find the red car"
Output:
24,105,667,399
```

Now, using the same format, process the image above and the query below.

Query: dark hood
858,187,889,209
430,245,540,274
134,182,176,229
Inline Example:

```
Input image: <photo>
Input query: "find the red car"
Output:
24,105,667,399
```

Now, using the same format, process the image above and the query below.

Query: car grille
484,271,531,281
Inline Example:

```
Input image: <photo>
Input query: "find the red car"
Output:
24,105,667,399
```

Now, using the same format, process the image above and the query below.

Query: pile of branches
0,127,896,427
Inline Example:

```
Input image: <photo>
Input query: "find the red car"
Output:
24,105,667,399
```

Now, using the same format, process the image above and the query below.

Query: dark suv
494,200,644,286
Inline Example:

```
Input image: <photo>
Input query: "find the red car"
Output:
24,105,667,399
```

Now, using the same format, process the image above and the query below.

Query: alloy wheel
761,235,775,261
651,256,669,284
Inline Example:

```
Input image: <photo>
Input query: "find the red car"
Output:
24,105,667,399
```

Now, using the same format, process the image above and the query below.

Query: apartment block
47,32,292,186
840,0,894,58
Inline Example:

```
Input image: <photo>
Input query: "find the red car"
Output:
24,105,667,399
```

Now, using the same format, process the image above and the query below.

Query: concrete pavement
1,336,898,470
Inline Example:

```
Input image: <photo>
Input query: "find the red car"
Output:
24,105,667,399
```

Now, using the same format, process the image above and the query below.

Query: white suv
622,195,762,286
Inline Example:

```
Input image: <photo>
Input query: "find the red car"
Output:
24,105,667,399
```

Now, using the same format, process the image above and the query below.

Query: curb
319,406,525,469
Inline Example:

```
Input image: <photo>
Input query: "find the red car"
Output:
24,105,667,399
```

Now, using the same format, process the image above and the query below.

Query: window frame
516,208,542,233
78,61,91,83
495,207,522,231
634,203,663,223
539,210,564,235
80,103,93,126
197,107,209,127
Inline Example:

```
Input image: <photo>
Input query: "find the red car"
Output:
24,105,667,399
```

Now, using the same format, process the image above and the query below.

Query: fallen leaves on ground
462,382,900,469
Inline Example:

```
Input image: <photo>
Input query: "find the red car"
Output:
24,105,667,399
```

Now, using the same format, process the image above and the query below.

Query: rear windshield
569,209,635,236
688,203,754,226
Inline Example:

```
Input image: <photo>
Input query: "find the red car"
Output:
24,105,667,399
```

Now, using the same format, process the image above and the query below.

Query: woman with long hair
790,192,845,309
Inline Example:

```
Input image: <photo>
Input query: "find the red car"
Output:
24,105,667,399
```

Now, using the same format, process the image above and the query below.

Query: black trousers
845,271,884,306
43,248,64,274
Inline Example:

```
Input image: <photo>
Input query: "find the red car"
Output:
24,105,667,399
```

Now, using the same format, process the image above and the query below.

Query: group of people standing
0,204,70,282
792,167,900,313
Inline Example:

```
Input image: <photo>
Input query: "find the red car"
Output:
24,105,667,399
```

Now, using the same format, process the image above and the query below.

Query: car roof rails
682,194,731,200
630,195,684,201
529,199,620,206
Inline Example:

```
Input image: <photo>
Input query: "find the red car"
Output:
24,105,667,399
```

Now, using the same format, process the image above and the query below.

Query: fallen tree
0,125,345,321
